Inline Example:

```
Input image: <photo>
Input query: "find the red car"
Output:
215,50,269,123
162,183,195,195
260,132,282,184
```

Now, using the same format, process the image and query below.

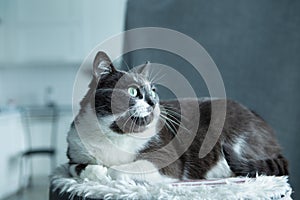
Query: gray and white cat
67,51,288,183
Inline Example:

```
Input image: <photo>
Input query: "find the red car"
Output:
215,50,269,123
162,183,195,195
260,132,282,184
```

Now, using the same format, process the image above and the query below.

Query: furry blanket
50,164,292,200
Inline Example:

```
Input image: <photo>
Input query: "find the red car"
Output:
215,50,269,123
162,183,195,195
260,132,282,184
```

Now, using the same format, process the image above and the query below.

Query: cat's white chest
91,134,150,166
68,103,158,166
92,116,155,166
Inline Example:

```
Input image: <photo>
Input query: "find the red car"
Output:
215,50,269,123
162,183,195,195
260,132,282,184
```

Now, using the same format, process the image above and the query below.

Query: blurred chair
19,105,59,191
123,0,300,198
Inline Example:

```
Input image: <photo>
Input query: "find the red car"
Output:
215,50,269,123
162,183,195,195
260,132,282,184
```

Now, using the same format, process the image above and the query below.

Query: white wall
0,66,78,106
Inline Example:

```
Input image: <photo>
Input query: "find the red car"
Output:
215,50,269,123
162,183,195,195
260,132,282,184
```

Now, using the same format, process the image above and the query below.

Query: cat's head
87,51,160,135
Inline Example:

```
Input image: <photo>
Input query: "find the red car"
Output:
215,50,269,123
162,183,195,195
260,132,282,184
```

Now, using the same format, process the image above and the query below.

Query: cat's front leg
107,160,177,183
69,164,109,182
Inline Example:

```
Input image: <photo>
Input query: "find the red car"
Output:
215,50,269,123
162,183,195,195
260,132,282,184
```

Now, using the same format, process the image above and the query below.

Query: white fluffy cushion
50,164,292,200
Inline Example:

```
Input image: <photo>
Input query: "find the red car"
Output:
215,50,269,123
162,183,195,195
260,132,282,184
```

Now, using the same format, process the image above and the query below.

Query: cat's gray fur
67,51,288,182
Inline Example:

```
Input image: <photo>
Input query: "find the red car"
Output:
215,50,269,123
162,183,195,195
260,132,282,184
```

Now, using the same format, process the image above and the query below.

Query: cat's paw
107,161,178,183
80,165,108,182
107,165,131,181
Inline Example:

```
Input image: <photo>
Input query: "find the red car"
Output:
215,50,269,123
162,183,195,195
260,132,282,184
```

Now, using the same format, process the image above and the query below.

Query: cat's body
67,51,288,183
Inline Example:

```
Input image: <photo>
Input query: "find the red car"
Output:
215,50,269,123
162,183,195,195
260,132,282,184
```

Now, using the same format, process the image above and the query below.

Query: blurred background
0,0,126,199
0,0,299,199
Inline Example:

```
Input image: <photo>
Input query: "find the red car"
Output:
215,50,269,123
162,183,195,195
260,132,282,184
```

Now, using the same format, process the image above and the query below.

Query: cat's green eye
128,87,138,97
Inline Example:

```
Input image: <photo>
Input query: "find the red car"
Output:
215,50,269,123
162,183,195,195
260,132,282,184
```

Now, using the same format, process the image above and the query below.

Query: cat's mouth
130,115,153,126
129,106,153,118
129,105,154,126
110,106,156,134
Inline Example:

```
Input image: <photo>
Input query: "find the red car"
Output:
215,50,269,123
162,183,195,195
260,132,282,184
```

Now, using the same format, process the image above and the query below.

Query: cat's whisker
160,105,189,122
160,109,182,123
160,112,191,135
160,113,182,131
122,110,136,130
137,116,141,132
130,113,139,133
159,114,176,131
129,117,135,133
151,73,166,84
160,115,177,134
127,110,139,133
162,113,182,129
159,114,184,144
159,115,176,136
163,112,190,132
148,68,155,81
160,107,183,120
148,68,162,83
133,116,138,133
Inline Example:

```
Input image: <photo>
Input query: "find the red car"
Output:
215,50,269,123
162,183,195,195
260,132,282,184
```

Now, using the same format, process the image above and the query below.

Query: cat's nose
145,96,155,107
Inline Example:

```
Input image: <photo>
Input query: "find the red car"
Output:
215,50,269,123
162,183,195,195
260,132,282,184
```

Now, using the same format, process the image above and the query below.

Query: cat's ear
93,51,117,77
134,61,151,78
